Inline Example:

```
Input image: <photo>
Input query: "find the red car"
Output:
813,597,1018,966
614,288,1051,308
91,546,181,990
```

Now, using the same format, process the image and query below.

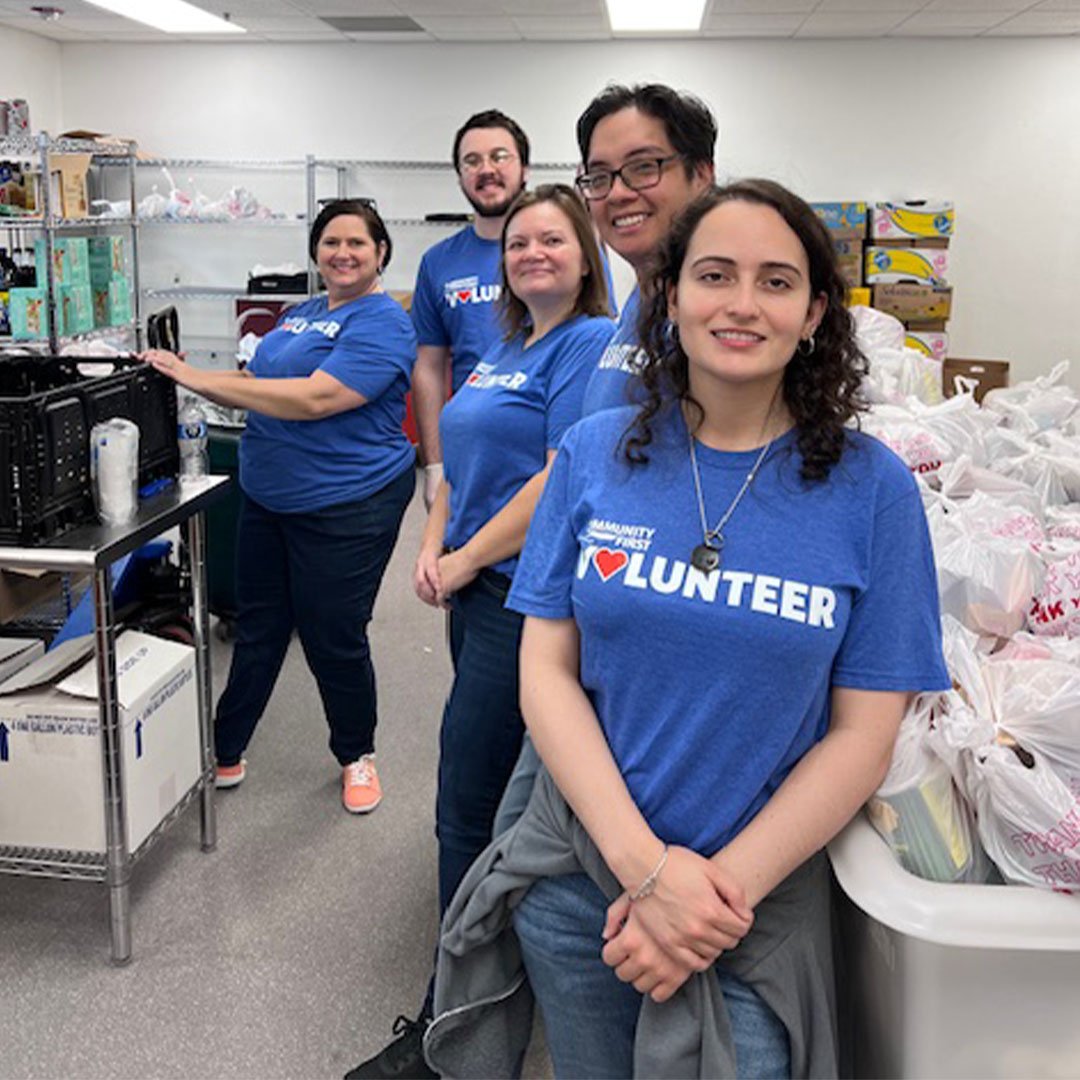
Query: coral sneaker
215,760,246,789
342,754,382,814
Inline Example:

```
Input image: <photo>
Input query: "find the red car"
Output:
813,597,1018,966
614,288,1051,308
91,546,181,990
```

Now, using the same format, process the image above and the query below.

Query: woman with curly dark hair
426,179,948,1078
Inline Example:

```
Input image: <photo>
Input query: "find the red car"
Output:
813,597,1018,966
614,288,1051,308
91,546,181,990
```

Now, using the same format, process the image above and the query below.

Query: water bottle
178,396,209,483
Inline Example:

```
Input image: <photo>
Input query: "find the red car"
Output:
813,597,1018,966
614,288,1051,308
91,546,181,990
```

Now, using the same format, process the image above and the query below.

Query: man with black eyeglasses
574,84,717,416
410,109,530,509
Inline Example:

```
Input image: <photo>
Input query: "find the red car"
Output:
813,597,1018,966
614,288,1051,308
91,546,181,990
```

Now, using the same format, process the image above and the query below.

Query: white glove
423,462,444,512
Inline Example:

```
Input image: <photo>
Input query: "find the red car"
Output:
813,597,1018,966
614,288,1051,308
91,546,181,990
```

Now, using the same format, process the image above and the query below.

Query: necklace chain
689,435,773,550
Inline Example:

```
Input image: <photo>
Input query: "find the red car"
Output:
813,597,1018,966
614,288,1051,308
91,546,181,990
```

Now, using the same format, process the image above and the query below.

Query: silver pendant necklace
689,433,774,574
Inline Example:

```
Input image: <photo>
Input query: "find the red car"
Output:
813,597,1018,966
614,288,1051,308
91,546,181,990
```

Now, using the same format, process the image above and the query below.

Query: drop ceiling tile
288,1,404,12
222,15,333,31
512,13,608,34
813,0,925,10
890,9,1015,29
985,8,1080,27
400,0,508,14
500,0,604,11
921,0,1034,10
187,0,301,12
416,14,522,38
701,12,808,31
1032,0,1080,10
343,29,434,39
796,10,917,34
706,0,817,11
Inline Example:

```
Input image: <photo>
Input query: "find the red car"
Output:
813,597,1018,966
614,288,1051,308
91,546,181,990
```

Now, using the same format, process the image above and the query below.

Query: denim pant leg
285,467,414,766
214,495,295,767
514,872,792,1080
436,570,526,914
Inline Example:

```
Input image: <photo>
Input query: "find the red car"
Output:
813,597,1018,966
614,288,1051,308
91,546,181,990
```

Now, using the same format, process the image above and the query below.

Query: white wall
57,36,1080,384
0,25,62,132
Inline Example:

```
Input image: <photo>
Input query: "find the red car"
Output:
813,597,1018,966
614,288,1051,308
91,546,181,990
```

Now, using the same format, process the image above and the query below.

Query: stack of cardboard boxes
9,235,130,340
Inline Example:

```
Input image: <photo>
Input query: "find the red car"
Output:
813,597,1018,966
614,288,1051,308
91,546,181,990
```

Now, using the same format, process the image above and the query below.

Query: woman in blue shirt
141,200,416,816
499,181,950,1078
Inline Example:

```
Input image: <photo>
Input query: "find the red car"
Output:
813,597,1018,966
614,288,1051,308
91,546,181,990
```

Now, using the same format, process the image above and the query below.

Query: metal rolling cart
0,475,230,964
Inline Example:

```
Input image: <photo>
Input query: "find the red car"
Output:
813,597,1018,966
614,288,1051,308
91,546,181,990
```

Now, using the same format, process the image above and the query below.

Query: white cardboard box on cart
0,630,201,853
829,813,1080,1079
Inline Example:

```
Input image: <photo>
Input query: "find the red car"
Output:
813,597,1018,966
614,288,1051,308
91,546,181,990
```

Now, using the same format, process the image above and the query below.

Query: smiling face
584,106,712,274
668,200,826,401
503,200,588,314
457,125,528,220
315,214,385,304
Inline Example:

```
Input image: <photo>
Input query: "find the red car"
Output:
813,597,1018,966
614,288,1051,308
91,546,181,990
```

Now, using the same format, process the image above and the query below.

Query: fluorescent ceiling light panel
82,0,246,34
606,0,706,31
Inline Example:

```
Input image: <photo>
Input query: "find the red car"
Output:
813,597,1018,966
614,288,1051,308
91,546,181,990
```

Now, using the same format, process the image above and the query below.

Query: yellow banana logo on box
866,247,949,285
888,205,954,238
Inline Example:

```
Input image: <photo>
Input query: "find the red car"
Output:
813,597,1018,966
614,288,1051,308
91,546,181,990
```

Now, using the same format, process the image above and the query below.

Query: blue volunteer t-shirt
412,227,503,393
441,314,614,577
508,404,950,856
240,293,417,514
581,287,647,417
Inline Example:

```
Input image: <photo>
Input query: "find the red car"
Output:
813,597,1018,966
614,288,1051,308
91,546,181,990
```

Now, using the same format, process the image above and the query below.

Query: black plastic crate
0,355,179,545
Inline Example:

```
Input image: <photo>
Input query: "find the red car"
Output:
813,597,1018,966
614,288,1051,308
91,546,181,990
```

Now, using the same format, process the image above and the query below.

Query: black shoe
344,1014,438,1080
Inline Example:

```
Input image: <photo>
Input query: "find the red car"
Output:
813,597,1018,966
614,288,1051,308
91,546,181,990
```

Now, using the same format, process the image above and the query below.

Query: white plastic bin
829,813,1080,1079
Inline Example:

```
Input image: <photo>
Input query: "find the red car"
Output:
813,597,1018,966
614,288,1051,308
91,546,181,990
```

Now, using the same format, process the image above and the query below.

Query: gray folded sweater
425,767,838,1079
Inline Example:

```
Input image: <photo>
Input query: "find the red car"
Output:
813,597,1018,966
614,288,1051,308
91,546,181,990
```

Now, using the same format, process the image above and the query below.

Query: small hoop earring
797,334,815,356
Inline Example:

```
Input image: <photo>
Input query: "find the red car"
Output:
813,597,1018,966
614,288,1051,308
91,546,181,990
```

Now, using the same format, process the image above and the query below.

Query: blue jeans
514,873,791,1080
436,568,526,913
214,468,414,768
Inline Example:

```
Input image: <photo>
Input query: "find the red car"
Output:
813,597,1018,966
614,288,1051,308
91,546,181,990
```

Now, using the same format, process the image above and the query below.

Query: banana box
872,200,954,241
865,245,949,286
92,276,132,327
905,331,949,363
846,287,871,308
942,358,1009,403
811,201,867,241
59,283,94,336
872,284,952,323
837,252,862,288
88,235,125,286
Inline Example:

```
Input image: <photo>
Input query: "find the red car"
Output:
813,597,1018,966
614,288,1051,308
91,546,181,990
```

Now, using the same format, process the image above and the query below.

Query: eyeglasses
575,154,682,201
459,148,517,173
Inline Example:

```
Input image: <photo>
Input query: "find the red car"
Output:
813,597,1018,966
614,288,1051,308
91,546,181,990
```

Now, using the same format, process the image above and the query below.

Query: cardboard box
904,331,949,363
0,638,45,683
47,152,91,219
92,276,132,328
88,235,125,285
59,283,94,336
871,200,954,241
35,236,90,287
0,159,35,211
811,201,867,241
0,630,202,852
873,237,950,250
942,357,1010,403
866,245,950,286
846,287,872,307
872,283,953,323
836,252,862,288
388,289,413,312
8,287,49,340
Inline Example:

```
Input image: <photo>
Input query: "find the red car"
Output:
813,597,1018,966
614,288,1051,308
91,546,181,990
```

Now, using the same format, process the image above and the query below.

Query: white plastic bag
869,693,988,883
982,360,1079,436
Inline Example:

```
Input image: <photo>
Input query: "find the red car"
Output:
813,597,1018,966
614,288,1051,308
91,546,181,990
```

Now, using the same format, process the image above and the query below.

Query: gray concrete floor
0,474,550,1079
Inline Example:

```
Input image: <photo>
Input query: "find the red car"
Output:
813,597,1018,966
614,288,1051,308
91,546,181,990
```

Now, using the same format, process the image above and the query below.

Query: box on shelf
8,287,48,340
0,569,64,625
47,152,91,219
0,159,36,211
866,245,950,286
871,200,955,241
388,289,413,312
88,235,125,285
0,637,45,682
836,253,862,288
942,357,1010,402
92,276,132,328
872,283,953,323
846,286,872,307
905,330,949,363
873,237,950,250
35,236,90,287
830,814,1080,1080
811,201,867,241
59,283,94,336
0,631,202,853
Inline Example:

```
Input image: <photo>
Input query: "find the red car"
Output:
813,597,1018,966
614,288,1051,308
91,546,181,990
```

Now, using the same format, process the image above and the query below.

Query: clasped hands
601,845,753,1004
414,543,478,608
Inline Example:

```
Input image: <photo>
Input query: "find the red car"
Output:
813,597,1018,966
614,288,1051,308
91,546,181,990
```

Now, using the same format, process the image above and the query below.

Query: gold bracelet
629,844,669,902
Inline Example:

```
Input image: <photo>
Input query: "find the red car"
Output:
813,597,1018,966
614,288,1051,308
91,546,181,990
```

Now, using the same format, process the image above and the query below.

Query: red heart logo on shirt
457,290,472,302
593,548,628,582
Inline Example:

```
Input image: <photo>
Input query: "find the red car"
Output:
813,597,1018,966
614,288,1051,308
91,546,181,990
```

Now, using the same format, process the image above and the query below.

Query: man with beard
410,110,530,509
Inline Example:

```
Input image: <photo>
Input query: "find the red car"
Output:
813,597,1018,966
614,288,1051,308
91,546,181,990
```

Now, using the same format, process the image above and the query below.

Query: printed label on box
872,201,955,240
866,246,950,285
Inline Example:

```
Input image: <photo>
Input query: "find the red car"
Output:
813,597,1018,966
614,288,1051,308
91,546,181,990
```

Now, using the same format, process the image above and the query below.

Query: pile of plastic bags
861,358,1080,892
137,168,283,222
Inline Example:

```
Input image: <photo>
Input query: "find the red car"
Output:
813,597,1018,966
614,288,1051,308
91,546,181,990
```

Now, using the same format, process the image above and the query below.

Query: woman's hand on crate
138,349,204,393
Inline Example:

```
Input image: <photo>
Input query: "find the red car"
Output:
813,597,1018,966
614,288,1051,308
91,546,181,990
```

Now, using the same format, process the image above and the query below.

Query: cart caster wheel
215,619,235,642
159,622,195,646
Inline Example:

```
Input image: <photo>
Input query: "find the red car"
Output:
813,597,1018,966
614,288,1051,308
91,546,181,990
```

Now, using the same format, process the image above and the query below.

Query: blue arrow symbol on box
135,720,143,760
0,722,9,762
